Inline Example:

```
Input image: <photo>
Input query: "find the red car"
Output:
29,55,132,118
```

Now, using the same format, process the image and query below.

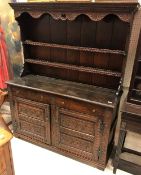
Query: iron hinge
13,119,18,132
13,101,15,107
97,146,102,161
99,119,105,135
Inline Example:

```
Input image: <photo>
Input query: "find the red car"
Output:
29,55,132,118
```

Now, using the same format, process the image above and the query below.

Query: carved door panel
52,106,101,161
13,97,51,145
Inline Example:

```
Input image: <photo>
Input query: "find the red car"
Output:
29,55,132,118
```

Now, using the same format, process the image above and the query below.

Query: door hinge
13,119,18,132
99,119,104,135
97,146,102,161
12,101,15,108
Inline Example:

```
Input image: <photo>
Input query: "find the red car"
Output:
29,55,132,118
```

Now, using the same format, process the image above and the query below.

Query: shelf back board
9,2,139,89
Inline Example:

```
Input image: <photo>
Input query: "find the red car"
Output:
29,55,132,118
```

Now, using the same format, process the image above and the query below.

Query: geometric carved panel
14,97,51,145
16,97,50,121
53,108,100,161
18,103,45,120
20,120,45,138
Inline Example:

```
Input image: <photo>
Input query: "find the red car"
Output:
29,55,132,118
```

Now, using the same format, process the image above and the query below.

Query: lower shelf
118,152,141,175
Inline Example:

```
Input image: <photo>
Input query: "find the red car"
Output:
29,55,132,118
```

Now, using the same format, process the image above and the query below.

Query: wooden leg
113,121,127,174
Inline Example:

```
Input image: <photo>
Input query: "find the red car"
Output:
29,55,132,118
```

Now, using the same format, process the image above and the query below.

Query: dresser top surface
7,75,117,108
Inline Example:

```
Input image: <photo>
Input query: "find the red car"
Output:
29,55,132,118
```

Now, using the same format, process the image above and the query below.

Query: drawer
53,96,110,117
9,86,51,104
0,148,6,174
9,85,113,117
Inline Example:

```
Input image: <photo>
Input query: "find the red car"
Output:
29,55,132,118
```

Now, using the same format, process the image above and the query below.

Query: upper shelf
9,2,139,22
25,58,121,78
23,40,126,55
135,76,141,80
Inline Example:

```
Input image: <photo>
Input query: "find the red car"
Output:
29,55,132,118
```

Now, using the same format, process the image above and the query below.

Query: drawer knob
61,101,65,105
108,101,112,104
92,109,96,113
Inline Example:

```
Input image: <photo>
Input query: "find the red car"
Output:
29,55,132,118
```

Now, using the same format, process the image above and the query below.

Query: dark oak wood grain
7,1,139,171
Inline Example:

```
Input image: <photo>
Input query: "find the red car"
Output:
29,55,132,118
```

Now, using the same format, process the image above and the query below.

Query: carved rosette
15,10,131,23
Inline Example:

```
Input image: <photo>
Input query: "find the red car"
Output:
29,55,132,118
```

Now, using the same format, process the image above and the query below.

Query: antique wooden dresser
8,1,139,170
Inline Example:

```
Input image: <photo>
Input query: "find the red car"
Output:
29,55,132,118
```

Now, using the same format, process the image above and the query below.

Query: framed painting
0,0,23,78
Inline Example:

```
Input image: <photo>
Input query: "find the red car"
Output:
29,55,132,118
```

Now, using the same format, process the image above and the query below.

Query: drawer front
13,97,51,145
9,86,109,116
54,96,107,116
52,107,101,161
10,86,51,104
0,148,6,175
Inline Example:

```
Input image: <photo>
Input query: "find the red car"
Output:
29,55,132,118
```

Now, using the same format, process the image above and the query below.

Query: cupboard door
52,106,101,161
13,97,51,145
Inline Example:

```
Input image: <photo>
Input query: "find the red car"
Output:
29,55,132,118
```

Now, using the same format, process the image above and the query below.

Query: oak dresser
8,1,139,170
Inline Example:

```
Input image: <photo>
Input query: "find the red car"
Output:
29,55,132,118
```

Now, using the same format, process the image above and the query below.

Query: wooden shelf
135,76,141,80
132,88,141,92
23,40,126,56
25,59,122,77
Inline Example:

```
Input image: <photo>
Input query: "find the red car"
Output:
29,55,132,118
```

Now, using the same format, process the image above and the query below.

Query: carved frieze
14,11,131,23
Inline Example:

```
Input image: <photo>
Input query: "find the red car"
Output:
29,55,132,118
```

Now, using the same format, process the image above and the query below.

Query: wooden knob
61,101,65,105
92,109,96,113
108,101,112,104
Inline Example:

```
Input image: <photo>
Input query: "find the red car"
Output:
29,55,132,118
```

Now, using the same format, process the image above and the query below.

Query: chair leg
113,121,127,174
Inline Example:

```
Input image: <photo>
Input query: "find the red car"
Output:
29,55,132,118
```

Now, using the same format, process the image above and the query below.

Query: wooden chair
0,90,12,126
0,116,15,175
113,102,141,175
